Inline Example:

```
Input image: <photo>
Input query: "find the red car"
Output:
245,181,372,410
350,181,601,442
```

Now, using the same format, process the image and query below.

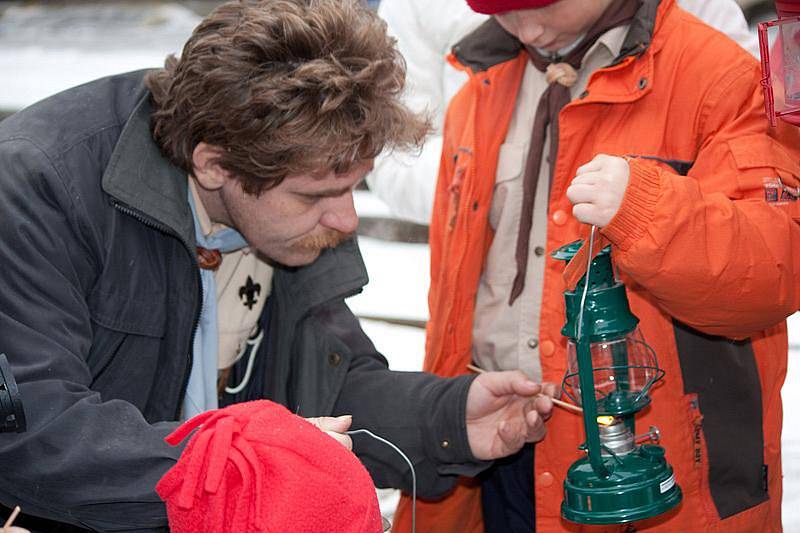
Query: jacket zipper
112,201,202,419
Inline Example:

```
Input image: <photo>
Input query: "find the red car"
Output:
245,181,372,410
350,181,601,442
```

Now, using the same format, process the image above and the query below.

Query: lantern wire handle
575,225,597,341
574,225,611,478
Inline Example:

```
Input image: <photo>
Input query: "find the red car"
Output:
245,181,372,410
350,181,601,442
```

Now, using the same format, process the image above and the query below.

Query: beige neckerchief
189,178,274,370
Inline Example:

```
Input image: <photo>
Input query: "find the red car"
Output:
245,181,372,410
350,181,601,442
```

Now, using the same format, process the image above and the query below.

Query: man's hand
466,371,557,460
306,415,353,450
566,154,630,227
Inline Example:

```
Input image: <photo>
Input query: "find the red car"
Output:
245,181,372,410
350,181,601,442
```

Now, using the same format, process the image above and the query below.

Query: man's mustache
294,229,351,251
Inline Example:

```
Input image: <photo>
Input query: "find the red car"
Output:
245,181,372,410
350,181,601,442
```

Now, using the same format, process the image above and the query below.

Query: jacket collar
453,0,661,73
273,238,369,316
102,94,367,311
619,0,660,61
101,94,196,248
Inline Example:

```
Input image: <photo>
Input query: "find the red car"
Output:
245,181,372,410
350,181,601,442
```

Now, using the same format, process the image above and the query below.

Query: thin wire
347,428,416,533
224,328,265,394
576,225,597,341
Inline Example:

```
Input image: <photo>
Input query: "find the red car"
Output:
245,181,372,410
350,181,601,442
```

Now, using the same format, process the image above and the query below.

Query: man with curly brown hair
0,1,555,531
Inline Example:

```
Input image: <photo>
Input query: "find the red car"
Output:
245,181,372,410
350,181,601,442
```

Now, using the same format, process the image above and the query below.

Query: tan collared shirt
472,26,629,381
189,179,274,370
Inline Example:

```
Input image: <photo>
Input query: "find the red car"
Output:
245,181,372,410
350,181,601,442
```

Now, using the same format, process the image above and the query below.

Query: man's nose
320,193,359,235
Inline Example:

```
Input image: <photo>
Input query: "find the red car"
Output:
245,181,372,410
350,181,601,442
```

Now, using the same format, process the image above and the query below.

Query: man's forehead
284,163,370,192
294,161,372,183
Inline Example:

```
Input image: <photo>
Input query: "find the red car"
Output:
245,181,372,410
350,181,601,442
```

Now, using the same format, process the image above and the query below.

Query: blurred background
1,0,797,528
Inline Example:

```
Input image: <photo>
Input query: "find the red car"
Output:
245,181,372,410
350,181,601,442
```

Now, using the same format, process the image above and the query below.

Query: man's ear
192,143,228,191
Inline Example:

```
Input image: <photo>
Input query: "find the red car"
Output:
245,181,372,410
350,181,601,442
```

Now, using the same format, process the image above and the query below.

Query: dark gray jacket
0,71,482,532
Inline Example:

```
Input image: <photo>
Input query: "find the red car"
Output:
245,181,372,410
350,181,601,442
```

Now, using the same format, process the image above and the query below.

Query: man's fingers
509,374,541,397
498,419,526,453
524,409,547,442
324,430,353,450
486,396,553,459
313,415,353,433
541,382,559,399
534,395,554,421
306,415,354,449
476,370,541,398
514,379,541,397
497,412,547,457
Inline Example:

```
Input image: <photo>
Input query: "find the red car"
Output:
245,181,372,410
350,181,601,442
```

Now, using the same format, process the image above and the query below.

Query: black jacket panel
0,73,192,531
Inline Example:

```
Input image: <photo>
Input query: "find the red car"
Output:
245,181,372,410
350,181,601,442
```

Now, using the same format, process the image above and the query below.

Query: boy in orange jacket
393,0,800,531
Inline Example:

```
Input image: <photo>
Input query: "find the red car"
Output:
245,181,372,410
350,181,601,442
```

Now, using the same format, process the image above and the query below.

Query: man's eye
297,194,319,204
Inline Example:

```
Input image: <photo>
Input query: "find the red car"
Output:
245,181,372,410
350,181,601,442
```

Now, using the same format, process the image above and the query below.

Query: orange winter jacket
393,0,800,532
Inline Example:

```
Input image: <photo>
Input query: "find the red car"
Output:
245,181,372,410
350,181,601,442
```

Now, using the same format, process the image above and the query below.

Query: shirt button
534,246,545,257
328,352,342,367
527,338,539,349
538,471,555,487
540,340,555,357
552,210,568,226
441,440,450,448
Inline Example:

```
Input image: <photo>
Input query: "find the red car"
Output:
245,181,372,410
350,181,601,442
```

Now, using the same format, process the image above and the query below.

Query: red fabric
156,400,382,533
772,0,800,124
769,33,800,126
777,0,800,18
466,0,560,15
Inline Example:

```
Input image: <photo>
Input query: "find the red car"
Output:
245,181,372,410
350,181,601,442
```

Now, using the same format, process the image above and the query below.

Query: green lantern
553,239,682,525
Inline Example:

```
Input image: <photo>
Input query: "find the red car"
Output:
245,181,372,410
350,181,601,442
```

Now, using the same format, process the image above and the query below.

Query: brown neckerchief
508,0,642,305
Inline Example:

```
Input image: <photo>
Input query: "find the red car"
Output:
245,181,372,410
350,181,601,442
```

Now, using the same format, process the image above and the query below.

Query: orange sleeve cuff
601,158,662,251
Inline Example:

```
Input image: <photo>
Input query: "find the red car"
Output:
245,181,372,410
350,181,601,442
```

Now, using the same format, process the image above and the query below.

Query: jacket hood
452,0,661,73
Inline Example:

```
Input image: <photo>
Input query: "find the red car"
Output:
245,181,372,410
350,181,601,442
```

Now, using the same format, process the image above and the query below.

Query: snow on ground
348,238,430,323
0,3,200,112
358,318,426,372
2,2,800,528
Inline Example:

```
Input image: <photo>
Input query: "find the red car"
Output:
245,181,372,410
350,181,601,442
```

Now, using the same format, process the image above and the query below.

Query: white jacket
367,0,759,224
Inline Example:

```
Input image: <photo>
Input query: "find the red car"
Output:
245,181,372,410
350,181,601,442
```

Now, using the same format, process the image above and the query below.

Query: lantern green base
561,445,682,525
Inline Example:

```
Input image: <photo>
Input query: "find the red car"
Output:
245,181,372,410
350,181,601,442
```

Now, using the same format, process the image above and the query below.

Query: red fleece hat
466,0,560,14
156,400,382,533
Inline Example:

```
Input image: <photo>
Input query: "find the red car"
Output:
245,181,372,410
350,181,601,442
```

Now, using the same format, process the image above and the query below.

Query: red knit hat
466,0,561,14
156,400,382,533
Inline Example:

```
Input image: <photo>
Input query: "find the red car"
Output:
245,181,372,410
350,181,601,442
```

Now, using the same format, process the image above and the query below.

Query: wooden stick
3,505,20,531
466,364,583,413
547,397,584,413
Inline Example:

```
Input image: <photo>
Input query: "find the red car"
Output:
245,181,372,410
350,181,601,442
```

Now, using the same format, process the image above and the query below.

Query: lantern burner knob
635,426,661,445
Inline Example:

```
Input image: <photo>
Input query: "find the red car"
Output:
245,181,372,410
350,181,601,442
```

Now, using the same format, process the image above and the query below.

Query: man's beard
293,229,351,253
